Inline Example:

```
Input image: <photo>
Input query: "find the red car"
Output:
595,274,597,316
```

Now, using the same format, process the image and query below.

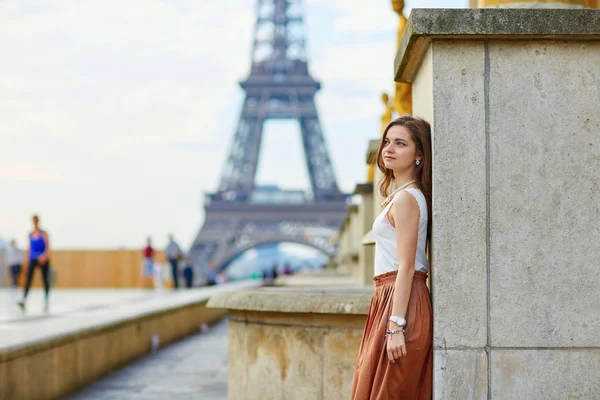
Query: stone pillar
354,184,375,286
395,9,600,399
372,159,385,219
359,139,382,285
339,139,380,284
366,139,384,215
335,216,351,275
337,205,359,277
348,205,360,277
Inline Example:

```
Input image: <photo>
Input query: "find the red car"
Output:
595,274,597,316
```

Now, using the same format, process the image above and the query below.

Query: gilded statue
381,92,393,133
391,0,412,116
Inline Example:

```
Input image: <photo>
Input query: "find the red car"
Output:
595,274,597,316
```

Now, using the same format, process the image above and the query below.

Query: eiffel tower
189,0,348,273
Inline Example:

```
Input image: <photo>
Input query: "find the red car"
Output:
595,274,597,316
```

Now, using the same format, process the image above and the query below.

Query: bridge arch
217,237,332,272
222,241,331,281
213,232,337,270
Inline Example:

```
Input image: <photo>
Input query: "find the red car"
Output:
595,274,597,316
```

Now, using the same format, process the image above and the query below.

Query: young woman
351,116,433,399
18,214,52,312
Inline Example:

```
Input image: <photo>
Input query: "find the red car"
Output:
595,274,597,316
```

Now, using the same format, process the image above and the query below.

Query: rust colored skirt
351,271,433,400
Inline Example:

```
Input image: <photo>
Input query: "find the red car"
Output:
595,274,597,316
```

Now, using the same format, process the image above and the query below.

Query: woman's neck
393,171,416,188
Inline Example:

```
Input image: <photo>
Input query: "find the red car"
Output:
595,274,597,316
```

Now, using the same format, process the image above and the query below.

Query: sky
0,0,465,250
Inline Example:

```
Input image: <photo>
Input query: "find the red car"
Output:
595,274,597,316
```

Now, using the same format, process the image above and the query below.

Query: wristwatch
389,316,407,327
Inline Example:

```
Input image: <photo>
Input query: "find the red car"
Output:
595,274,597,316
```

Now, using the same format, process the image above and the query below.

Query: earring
416,160,421,166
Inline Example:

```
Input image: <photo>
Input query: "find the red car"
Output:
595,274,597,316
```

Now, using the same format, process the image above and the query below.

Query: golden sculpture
381,92,393,133
391,0,412,116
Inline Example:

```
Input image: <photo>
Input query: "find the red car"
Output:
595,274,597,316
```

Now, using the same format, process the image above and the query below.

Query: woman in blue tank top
18,214,52,312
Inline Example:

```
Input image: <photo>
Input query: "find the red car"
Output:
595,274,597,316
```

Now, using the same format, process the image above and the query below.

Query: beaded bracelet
385,328,405,337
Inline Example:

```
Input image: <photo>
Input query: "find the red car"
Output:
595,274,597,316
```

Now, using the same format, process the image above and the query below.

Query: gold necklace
381,180,417,208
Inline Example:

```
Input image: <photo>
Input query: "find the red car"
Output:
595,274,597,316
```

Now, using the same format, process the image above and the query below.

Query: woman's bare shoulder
391,190,420,212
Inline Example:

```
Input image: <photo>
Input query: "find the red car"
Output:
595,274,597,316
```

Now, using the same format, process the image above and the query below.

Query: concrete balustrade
0,281,259,400
207,286,373,400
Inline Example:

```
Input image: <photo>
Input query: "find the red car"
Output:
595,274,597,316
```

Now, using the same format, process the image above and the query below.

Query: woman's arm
42,231,51,259
26,235,30,262
386,191,420,362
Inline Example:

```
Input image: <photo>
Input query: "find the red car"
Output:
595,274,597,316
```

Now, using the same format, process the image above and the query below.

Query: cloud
312,42,397,124
311,0,397,36
0,0,465,248
0,0,258,247
0,1,254,186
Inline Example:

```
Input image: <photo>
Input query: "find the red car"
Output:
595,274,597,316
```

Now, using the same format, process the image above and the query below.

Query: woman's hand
387,330,407,363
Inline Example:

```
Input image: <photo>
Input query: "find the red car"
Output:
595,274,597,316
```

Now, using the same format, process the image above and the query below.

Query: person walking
18,214,52,312
205,262,217,286
182,258,194,289
165,234,182,289
5,239,23,289
351,116,433,399
142,237,155,286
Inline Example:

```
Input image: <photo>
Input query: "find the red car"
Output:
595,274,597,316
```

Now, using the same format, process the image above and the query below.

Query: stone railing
208,285,373,400
0,281,260,400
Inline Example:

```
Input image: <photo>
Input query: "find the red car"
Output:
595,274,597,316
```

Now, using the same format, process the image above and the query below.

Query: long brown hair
376,116,432,240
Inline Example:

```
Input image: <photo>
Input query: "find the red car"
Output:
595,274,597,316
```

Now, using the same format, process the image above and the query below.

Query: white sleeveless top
373,188,429,276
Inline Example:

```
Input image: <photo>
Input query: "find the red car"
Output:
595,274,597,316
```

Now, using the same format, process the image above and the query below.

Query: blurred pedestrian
142,237,154,283
205,262,217,286
18,214,52,312
5,239,23,289
182,258,194,289
271,263,278,281
165,234,182,289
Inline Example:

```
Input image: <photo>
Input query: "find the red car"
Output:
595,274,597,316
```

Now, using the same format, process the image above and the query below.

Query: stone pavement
0,282,259,352
67,318,229,400
0,287,155,324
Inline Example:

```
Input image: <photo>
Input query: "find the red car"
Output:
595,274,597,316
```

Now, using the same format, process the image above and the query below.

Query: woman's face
32,216,39,228
381,125,420,171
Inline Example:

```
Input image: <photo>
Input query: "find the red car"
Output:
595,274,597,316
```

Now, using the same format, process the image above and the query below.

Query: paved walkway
0,282,259,351
68,318,229,400
1,287,156,324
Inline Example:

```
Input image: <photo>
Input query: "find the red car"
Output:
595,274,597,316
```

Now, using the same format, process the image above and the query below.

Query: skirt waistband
373,270,427,287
